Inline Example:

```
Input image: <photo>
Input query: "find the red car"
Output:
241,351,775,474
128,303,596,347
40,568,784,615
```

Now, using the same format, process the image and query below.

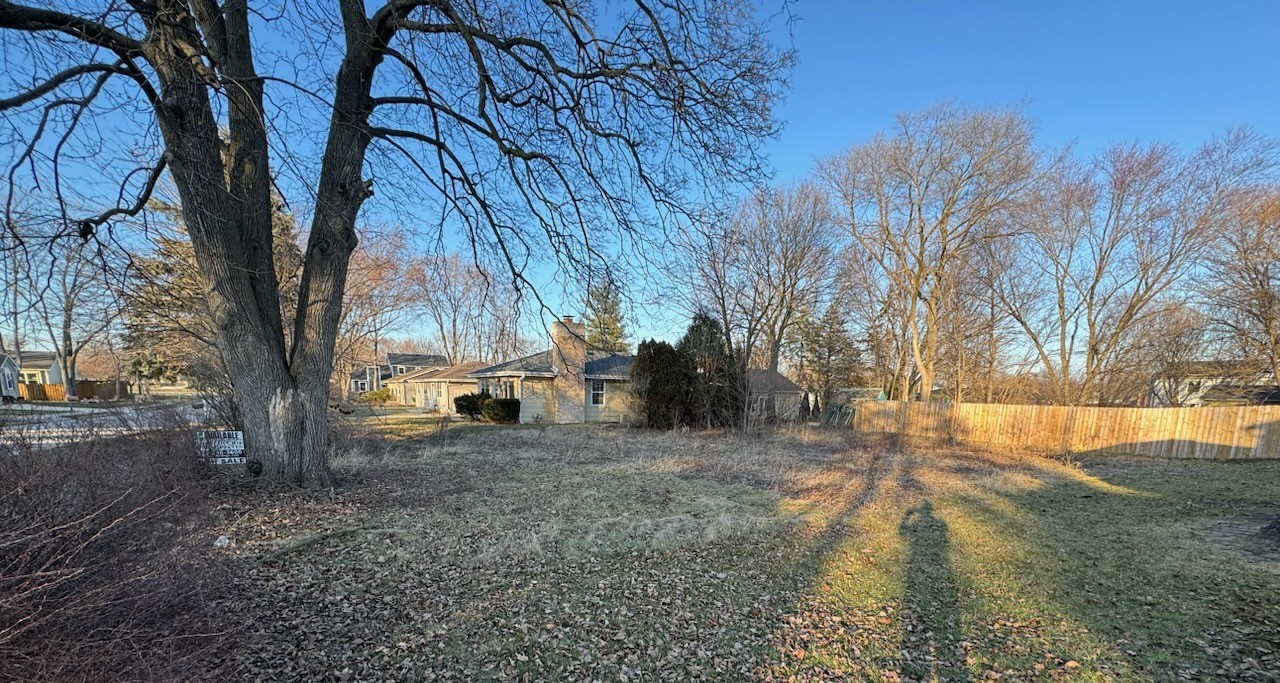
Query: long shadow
899,499,970,682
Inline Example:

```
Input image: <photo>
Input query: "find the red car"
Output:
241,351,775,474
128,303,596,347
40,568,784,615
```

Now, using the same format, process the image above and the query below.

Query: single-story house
1147,360,1274,407
15,351,62,385
349,352,449,393
1200,384,1280,406
386,362,485,413
468,316,635,424
0,353,19,400
466,316,806,425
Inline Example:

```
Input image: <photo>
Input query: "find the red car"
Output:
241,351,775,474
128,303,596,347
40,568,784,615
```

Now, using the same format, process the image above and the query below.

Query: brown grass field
192,420,1280,682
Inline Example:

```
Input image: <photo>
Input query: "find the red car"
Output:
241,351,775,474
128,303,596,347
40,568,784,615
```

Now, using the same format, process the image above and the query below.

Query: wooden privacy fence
17,382,130,402
851,400,1280,460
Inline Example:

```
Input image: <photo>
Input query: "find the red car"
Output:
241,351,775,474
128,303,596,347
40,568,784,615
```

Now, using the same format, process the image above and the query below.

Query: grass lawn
208,425,1280,682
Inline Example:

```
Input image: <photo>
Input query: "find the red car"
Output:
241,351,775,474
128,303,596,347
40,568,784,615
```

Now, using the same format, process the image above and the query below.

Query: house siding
420,380,478,413
519,378,554,423
584,379,635,423
1,357,18,398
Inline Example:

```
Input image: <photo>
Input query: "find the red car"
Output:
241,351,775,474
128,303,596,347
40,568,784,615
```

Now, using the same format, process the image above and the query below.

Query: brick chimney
550,315,587,423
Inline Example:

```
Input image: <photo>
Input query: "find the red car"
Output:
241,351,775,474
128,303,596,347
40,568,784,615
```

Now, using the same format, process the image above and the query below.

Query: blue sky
764,0,1280,183
606,0,1280,343
502,0,1280,345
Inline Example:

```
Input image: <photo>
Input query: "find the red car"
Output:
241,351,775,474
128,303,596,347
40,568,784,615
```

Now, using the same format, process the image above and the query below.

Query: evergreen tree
794,304,863,408
584,277,630,352
676,312,744,428
630,338,685,429
123,198,302,407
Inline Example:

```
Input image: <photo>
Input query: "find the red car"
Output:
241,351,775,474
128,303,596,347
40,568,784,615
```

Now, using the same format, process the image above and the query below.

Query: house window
591,379,605,405
396,366,406,375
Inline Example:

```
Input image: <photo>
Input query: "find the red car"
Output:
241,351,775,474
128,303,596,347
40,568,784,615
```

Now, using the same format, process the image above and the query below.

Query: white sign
196,430,246,465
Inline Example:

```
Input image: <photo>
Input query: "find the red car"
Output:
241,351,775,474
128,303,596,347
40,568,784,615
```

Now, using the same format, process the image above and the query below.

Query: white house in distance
1147,360,1279,407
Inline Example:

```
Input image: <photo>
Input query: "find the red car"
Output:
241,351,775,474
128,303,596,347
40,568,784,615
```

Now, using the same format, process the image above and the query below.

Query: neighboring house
469,316,634,424
15,351,63,385
747,369,805,418
1147,361,1273,407
385,362,485,412
349,353,449,394
1200,384,1280,406
0,354,19,400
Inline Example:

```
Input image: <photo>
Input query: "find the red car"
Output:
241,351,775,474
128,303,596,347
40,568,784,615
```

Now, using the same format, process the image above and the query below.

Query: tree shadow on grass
899,499,970,682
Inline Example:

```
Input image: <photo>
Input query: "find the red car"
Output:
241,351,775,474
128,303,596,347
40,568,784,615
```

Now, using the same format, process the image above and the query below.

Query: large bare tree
678,183,836,366
0,0,787,483
990,132,1276,405
16,222,123,398
1200,188,1280,380
821,103,1038,401
407,252,523,365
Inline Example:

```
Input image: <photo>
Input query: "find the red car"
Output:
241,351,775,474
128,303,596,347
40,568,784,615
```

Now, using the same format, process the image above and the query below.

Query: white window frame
590,379,605,405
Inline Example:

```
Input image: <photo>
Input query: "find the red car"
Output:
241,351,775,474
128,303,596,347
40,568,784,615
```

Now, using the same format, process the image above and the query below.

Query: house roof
14,350,57,368
386,353,449,368
468,350,634,379
469,350,557,377
427,363,487,381
1156,360,1270,380
0,353,16,368
585,353,633,379
748,368,803,394
390,363,485,383
1201,384,1280,405
385,366,441,383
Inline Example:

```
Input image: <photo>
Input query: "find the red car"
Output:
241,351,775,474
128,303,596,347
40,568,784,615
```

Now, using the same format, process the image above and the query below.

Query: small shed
747,369,805,419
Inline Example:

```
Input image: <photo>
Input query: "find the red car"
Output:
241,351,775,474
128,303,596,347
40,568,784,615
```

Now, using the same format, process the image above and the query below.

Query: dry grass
192,421,1280,682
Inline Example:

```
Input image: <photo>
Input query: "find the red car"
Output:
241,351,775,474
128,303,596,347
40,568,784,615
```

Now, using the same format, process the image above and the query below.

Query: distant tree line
677,102,1280,407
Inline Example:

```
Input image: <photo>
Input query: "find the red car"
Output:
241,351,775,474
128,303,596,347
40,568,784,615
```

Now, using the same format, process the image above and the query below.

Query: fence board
850,401,1280,460
14,381,128,402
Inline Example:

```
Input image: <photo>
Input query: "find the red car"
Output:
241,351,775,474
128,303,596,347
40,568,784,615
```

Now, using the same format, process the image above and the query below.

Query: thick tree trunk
135,2,381,486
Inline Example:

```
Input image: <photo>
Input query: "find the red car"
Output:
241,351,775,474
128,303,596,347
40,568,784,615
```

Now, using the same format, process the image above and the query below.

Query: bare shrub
0,415,231,682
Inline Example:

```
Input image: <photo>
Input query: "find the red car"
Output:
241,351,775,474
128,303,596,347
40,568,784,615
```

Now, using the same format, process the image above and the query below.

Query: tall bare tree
1200,188,1280,380
680,183,836,361
409,252,523,364
821,103,1038,401
331,230,419,395
0,0,788,483
990,132,1276,405
20,228,122,398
